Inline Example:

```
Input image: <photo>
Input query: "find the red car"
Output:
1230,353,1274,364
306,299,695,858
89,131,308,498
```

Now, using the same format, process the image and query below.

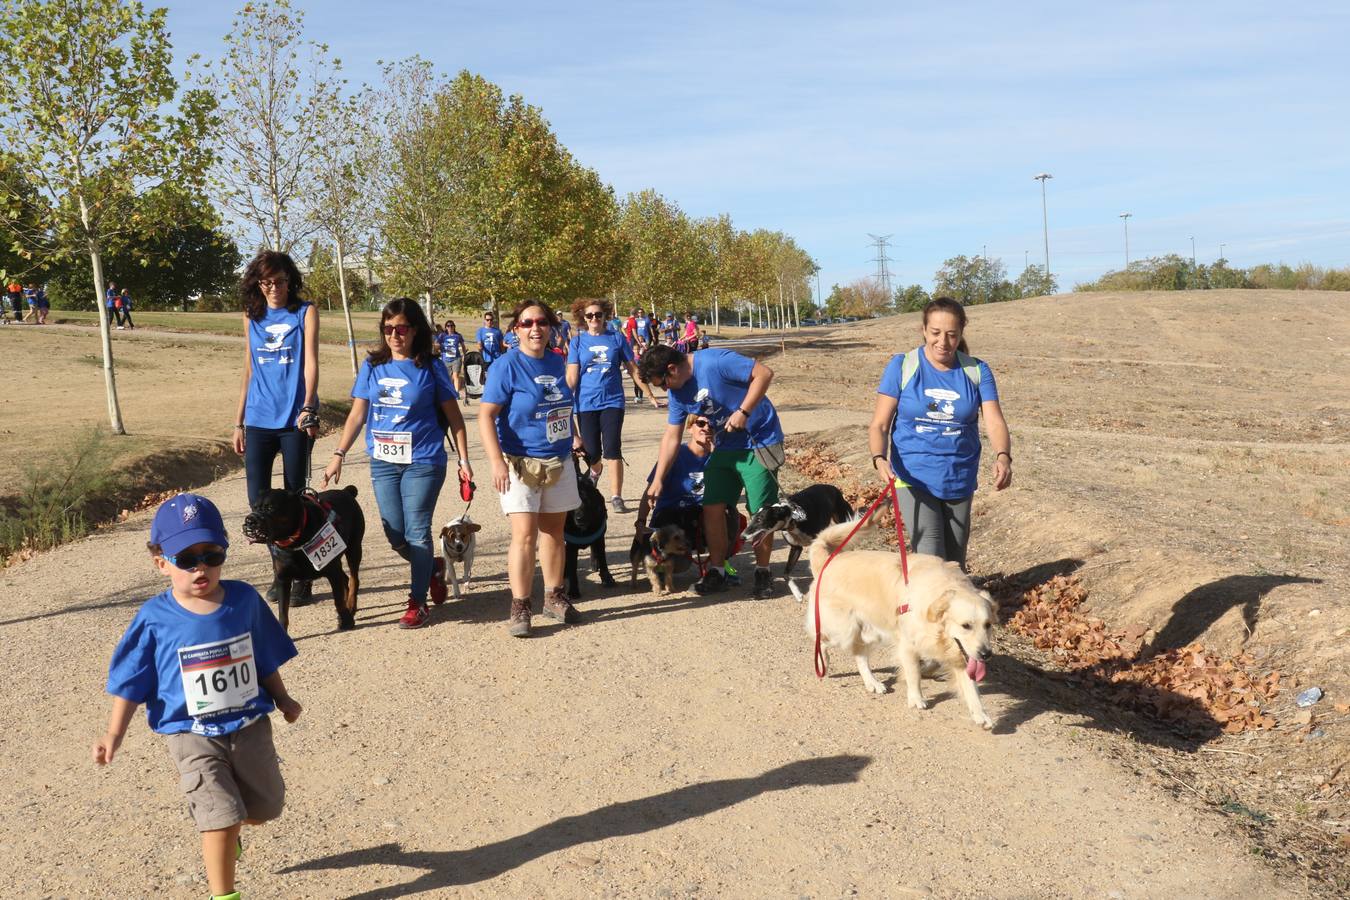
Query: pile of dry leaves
784,438,1283,737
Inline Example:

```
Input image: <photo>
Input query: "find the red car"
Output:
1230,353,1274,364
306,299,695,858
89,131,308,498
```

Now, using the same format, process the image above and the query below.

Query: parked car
801,318,818,326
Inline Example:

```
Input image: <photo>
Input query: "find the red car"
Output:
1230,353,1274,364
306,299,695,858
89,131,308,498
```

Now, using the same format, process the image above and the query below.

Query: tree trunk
335,236,358,375
713,292,720,332
424,289,434,326
81,197,126,435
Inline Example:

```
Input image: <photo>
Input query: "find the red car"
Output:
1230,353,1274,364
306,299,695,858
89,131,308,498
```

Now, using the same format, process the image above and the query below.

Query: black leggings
244,426,312,509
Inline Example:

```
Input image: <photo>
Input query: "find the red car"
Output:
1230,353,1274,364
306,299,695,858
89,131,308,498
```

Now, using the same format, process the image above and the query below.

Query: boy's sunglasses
382,324,412,337
167,550,227,569
516,317,549,329
691,418,711,429
583,311,605,320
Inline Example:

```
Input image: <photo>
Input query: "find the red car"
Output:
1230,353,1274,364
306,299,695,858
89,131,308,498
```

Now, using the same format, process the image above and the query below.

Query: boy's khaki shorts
166,716,285,832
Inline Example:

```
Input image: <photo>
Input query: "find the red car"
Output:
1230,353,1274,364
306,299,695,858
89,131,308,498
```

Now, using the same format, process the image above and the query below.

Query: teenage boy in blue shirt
94,494,301,900
640,344,784,599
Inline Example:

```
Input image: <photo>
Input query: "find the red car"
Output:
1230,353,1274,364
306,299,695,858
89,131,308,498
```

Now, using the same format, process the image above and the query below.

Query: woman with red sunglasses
478,299,582,637
324,298,472,629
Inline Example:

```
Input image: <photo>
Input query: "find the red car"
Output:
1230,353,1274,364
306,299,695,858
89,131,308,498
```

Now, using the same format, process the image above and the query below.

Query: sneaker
116,324,124,330
753,567,775,599
429,557,448,605
693,567,729,595
398,598,430,629
508,598,532,637
291,579,314,606
609,495,626,514
542,586,581,624
723,562,741,586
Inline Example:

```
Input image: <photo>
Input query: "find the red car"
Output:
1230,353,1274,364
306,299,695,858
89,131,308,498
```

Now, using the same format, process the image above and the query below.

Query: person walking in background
640,343,785,599
659,312,679,346
436,319,468,401
232,251,320,604
478,299,581,637
32,284,48,325
623,308,639,347
867,296,1012,569
634,308,653,350
4,280,21,323
476,310,505,373
323,298,472,630
566,298,658,514
106,281,123,328
552,312,571,351
118,288,136,329
680,312,703,352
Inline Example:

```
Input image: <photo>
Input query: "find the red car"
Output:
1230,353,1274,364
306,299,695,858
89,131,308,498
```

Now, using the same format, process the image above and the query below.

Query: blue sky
164,1,1350,293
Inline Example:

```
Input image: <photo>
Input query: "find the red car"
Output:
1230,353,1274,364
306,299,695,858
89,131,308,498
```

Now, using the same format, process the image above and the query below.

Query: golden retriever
802,518,997,729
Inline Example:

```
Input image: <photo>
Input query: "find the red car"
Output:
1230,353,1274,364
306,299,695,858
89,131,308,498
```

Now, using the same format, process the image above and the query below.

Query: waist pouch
504,453,565,488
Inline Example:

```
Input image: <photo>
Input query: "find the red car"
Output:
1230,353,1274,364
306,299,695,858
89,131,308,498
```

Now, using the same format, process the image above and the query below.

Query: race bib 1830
546,406,572,443
178,632,257,718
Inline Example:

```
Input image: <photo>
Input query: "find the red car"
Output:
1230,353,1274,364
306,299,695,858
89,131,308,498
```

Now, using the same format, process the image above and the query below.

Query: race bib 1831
178,633,258,718
372,430,413,465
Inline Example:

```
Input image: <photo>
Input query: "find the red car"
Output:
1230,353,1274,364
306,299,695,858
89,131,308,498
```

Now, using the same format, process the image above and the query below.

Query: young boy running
640,344,785,599
93,494,301,900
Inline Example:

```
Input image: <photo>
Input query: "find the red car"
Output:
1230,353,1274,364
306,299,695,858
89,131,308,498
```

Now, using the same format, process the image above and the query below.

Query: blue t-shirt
436,332,465,363
105,288,117,308
121,292,132,310
567,331,635,412
352,356,458,467
477,326,505,361
503,330,520,351
105,580,298,737
244,302,310,430
877,347,998,500
666,348,784,452
647,444,709,512
635,316,653,342
482,350,574,457
553,319,571,348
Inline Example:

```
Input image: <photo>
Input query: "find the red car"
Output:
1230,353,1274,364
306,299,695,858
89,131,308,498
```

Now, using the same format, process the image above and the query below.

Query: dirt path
0,396,1296,898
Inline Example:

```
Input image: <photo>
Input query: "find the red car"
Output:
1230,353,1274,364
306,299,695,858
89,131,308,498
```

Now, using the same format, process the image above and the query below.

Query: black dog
242,486,365,632
564,454,616,600
740,483,853,578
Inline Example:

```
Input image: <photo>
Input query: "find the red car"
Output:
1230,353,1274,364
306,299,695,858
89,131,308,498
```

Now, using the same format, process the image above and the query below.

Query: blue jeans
244,426,312,509
369,460,446,604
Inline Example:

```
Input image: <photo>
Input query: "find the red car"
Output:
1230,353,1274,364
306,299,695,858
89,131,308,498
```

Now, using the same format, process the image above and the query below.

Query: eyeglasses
259,278,289,290
516,317,548,329
583,311,605,320
651,372,670,388
382,324,412,337
166,549,227,569
484,316,495,321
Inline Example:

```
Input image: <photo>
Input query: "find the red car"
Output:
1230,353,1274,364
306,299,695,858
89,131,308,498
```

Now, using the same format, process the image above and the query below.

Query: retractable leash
811,478,910,679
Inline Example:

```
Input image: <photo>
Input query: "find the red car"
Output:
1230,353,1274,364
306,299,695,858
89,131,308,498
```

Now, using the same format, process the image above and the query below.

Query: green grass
0,428,122,562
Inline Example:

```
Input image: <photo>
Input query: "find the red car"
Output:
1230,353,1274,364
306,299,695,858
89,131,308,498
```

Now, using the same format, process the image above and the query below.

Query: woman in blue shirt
436,319,467,400
478,299,581,637
867,296,1012,568
565,298,657,513
323,298,472,630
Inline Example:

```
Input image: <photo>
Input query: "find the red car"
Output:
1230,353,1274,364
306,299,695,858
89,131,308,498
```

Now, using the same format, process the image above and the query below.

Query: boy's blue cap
151,493,229,557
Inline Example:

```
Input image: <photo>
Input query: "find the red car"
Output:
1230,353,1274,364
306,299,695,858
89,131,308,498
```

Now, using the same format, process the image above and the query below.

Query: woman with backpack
867,296,1012,569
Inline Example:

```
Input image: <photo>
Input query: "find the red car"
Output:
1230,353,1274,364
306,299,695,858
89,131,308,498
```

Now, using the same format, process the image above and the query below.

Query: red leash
812,480,910,679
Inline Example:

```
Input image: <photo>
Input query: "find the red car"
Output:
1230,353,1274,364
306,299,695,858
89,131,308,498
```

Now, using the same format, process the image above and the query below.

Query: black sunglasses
382,324,412,337
691,418,710,429
583,311,605,320
167,549,227,569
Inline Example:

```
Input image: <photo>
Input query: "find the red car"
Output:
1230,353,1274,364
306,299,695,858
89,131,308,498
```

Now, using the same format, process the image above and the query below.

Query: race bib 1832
302,520,347,571
178,633,258,718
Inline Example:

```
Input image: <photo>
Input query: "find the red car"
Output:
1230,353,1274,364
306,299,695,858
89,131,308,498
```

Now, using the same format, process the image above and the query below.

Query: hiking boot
693,567,729,595
542,586,581,624
609,495,626,514
398,597,430,629
292,579,314,606
753,568,775,599
508,598,533,637
429,557,448,605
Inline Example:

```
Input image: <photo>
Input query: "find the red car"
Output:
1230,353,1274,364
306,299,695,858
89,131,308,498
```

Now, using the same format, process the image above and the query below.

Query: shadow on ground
279,754,871,897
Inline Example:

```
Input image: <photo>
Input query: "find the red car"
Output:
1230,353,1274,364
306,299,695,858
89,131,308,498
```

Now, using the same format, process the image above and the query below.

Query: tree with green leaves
1013,264,1057,298
933,254,1014,305
894,283,931,313
0,0,215,433
616,189,709,313
197,0,338,253
303,241,369,313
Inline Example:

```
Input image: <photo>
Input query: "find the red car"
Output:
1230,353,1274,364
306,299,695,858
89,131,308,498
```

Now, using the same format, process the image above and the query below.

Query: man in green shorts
640,344,785,598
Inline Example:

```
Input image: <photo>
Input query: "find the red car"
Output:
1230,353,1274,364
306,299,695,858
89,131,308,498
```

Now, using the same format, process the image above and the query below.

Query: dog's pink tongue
967,657,987,683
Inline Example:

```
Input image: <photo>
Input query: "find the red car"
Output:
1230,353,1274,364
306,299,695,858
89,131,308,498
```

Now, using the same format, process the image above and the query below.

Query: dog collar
896,602,909,615
273,497,334,548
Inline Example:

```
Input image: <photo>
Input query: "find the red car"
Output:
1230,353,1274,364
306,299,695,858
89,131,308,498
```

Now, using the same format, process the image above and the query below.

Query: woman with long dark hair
233,251,320,602
478,299,581,637
323,298,472,629
867,296,1012,569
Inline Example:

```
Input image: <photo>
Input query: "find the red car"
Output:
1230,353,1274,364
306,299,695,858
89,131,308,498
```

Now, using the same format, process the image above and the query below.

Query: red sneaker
430,557,448,605
399,598,430,629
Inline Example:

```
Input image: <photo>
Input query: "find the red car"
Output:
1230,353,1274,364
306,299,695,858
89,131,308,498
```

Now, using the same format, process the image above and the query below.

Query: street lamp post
1119,212,1132,268
1034,173,1052,277
1219,242,1226,261
1190,236,1196,268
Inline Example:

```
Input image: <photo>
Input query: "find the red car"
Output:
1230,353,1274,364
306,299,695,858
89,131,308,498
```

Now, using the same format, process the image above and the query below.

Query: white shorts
498,453,582,515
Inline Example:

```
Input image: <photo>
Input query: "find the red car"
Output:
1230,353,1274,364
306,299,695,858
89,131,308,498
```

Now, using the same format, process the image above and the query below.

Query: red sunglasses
516,317,549,329
382,323,412,337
